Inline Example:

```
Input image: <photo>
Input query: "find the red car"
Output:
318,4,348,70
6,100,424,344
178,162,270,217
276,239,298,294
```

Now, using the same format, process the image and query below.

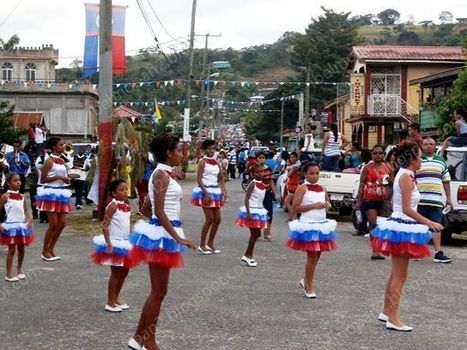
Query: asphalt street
0,177,466,350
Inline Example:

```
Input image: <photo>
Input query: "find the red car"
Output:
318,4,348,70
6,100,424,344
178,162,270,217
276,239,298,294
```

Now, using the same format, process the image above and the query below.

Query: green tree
397,30,420,45
0,35,19,50
377,9,400,25
0,101,24,145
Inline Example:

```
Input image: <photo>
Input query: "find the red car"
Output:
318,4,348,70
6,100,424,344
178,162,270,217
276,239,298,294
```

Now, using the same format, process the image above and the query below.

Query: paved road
0,178,466,350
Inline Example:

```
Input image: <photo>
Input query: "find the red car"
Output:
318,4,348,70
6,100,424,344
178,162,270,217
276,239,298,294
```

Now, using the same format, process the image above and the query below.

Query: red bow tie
116,202,130,212
53,157,65,165
8,192,23,201
306,184,324,192
255,182,266,190
164,170,177,179
205,158,218,166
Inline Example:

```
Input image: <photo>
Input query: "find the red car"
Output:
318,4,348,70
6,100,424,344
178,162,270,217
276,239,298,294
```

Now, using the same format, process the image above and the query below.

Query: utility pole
304,62,310,121
183,0,197,140
280,95,285,149
97,0,113,220
197,33,221,141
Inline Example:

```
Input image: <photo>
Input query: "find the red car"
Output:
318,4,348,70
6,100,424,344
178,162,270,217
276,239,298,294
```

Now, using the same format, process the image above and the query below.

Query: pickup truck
442,146,467,243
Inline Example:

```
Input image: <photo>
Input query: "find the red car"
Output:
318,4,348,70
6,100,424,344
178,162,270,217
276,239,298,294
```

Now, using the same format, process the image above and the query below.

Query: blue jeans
417,205,443,224
322,155,340,172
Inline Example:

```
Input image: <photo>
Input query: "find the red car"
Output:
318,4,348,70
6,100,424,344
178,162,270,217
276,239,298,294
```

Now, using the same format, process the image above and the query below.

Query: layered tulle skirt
286,219,337,252
35,186,73,213
235,206,270,229
371,216,432,259
0,222,35,246
191,185,224,207
91,235,132,267
128,218,187,268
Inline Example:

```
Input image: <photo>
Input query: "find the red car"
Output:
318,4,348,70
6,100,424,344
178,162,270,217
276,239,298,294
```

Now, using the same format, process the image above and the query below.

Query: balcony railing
367,94,418,123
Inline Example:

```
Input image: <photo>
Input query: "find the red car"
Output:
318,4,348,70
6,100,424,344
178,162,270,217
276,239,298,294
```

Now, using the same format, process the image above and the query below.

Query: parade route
0,178,466,350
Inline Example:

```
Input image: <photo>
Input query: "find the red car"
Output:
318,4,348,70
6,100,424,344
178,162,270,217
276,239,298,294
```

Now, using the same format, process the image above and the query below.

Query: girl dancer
36,137,72,261
235,164,269,267
255,152,276,241
127,133,195,350
91,179,131,313
286,163,336,298
371,141,443,332
0,173,34,282
284,151,301,221
192,139,227,255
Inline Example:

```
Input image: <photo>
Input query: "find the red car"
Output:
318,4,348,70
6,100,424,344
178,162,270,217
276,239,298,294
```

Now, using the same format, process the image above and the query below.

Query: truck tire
441,226,454,245
339,206,352,216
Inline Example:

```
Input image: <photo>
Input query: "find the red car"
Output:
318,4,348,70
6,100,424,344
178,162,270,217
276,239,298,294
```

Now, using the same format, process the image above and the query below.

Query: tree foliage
0,35,19,50
377,9,401,25
0,101,24,145
439,11,454,24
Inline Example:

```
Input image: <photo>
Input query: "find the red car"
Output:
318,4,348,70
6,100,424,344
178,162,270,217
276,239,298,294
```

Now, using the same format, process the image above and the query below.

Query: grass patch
66,213,143,235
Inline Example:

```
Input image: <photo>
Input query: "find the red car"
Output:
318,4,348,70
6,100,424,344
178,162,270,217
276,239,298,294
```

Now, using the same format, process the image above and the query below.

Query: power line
145,0,186,44
0,0,24,27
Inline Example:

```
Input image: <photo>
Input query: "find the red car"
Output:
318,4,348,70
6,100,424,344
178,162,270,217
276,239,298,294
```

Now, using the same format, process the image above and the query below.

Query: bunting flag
83,3,127,78
153,97,162,120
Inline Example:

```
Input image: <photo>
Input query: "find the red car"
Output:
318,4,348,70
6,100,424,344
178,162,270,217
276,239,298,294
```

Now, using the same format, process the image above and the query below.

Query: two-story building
338,45,464,147
0,45,98,141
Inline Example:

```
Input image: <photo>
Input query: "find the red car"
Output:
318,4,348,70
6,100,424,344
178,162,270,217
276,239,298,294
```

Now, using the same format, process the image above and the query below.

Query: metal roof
351,45,465,62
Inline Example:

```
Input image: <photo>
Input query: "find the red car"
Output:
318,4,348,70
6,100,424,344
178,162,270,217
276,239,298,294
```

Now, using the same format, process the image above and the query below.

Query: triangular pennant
116,83,121,88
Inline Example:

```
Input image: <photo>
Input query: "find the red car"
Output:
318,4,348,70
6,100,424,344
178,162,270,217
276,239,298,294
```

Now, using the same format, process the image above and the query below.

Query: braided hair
395,140,420,168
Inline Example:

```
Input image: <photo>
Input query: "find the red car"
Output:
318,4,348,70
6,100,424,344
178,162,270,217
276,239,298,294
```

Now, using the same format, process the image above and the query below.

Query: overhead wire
0,0,24,27
145,0,186,44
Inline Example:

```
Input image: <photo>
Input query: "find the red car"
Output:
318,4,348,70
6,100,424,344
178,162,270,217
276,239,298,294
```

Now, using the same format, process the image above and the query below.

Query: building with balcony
340,45,465,147
409,66,464,137
0,45,98,141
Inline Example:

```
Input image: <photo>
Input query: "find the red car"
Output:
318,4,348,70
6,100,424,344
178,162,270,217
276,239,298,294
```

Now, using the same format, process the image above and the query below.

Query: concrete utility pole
280,95,285,149
97,0,113,220
304,63,310,120
183,0,197,140
197,33,221,141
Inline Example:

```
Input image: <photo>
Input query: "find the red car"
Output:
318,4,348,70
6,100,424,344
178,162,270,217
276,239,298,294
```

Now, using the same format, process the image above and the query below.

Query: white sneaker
105,304,123,313
17,273,26,280
5,276,19,282
300,278,316,298
378,312,389,322
117,303,129,310
241,255,257,267
206,246,221,254
128,338,142,350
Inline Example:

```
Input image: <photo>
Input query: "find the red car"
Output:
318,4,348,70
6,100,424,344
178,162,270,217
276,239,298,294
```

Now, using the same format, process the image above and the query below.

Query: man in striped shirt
416,137,452,263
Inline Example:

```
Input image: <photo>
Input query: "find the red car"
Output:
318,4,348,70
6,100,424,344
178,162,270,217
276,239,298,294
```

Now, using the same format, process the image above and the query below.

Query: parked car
441,146,467,243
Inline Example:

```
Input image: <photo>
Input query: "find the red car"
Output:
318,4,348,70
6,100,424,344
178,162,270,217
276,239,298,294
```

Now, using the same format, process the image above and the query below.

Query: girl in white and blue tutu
371,140,443,332
36,137,73,261
91,179,131,313
286,162,336,298
235,163,269,267
192,139,227,255
127,133,195,350
0,173,34,282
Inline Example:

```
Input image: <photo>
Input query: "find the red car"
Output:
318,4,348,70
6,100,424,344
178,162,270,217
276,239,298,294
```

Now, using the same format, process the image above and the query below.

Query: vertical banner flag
153,98,162,120
83,3,127,78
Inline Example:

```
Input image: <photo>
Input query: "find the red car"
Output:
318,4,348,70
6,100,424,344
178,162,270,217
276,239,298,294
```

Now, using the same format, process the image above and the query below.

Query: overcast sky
1,0,466,67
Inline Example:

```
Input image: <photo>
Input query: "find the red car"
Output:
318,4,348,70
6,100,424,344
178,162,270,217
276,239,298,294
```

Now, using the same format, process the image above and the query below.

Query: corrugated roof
12,112,43,130
112,105,142,119
352,45,465,61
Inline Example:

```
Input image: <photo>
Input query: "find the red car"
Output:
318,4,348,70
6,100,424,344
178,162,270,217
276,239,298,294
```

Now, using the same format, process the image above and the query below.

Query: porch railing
367,94,418,123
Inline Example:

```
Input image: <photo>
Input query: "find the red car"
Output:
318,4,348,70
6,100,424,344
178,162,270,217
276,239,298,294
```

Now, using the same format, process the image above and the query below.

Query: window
2,62,13,81
25,63,36,81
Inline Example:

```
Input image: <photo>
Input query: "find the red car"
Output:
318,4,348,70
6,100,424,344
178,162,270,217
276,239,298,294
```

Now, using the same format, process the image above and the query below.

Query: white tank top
4,190,25,223
248,180,266,208
459,119,467,134
148,163,183,221
392,168,420,220
201,156,220,186
45,154,68,187
299,183,326,222
324,132,342,157
107,198,131,239
303,134,315,152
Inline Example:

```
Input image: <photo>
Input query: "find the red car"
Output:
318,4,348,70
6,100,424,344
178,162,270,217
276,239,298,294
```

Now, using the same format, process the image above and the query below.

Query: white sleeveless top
107,199,131,239
201,156,220,186
459,119,467,134
4,190,25,223
324,132,342,157
300,183,326,222
45,154,68,187
302,134,315,152
392,168,420,220
148,163,183,221
248,180,266,208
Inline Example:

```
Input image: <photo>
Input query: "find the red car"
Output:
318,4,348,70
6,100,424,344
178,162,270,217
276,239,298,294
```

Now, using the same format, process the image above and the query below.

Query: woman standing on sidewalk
127,133,195,350
36,137,73,261
191,139,227,255
356,145,392,260
372,141,443,332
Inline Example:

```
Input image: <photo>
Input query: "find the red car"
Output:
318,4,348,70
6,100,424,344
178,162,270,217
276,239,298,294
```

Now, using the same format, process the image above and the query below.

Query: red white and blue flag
83,3,127,78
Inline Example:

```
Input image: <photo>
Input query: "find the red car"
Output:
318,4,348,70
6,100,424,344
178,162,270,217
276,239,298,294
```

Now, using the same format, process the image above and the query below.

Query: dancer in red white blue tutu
371,141,443,332
0,173,34,282
91,179,132,313
191,139,227,255
36,137,73,261
286,163,336,298
127,133,195,350
235,163,269,267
